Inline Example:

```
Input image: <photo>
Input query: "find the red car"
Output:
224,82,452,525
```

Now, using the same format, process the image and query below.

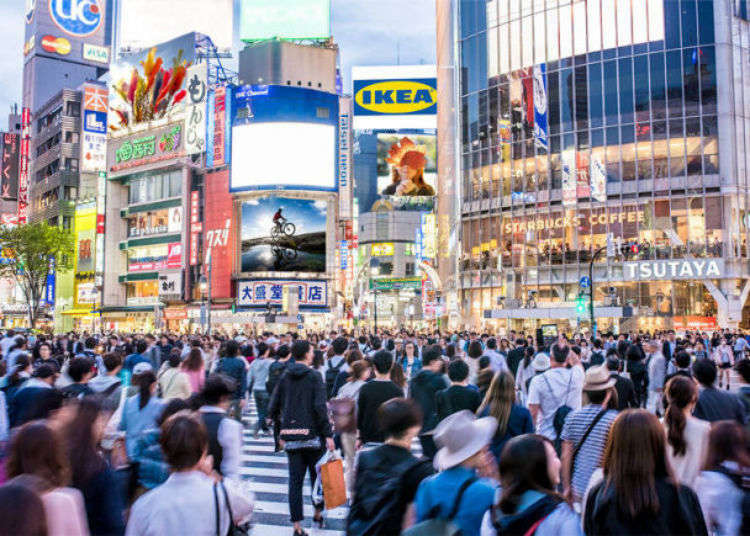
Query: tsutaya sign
624,259,724,280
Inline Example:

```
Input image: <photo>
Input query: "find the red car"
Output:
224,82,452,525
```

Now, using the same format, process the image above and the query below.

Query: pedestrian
400,341,423,381
465,340,483,385
347,398,434,535
506,339,526,378
2,352,31,397
692,358,747,424
181,347,206,394
527,344,584,448
156,351,192,400
480,434,582,536
118,366,163,459
482,338,508,374
8,364,63,429
560,365,618,504
197,375,243,480
477,371,533,464
88,353,124,411
213,340,247,421
714,337,734,389
322,336,349,399
0,480,48,536
582,409,707,535
411,410,498,536
646,340,667,415
436,360,482,422
124,341,150,373
605,356,638,410
267,340,334,536
665,351,693,384
624,344,648,406
61,397,126,535
247,341,272,437
409,345,449,459
5,422,90,536
663,376,710,488
694,421,750,536
334,360,370,494
125,412,253,535
356,350,404,445
59,357,95,399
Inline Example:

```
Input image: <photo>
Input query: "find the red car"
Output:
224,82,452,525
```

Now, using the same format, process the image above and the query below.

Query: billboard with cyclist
240,196,327,273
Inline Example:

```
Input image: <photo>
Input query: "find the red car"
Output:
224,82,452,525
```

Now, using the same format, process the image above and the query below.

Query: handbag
328,397,356,434
319,456,347,509
213,481,249,536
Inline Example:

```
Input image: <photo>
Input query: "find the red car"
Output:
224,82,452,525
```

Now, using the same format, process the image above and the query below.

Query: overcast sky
0,0,436,123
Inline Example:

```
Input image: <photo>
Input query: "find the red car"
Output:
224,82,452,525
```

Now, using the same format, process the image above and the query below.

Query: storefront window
126,281,159,306
128,170,182,205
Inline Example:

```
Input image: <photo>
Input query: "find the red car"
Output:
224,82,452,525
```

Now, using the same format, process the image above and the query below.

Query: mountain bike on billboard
271,208,296,238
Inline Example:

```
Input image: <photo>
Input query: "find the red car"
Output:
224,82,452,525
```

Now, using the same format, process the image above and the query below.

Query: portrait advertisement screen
241,196,327,273
231,122,336,191
372,133,436,210
240,0,331,41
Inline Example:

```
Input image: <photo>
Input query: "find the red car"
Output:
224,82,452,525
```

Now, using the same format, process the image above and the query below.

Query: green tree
0,222,75,328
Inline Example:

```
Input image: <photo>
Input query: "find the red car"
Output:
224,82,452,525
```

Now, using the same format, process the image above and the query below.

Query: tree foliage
0,222,75,328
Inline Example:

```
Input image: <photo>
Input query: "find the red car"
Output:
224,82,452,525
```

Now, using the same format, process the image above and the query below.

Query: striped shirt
560,405,617,499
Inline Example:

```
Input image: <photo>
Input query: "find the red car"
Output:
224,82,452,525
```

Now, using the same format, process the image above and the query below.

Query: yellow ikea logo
355,80,437,114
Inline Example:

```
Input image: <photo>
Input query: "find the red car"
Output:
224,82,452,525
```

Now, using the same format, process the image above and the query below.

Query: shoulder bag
214,481,249,536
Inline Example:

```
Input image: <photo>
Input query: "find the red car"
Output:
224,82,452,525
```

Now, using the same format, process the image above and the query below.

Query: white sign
81,132,106,172
623,259,724,281
83,43,109,64
561,148,576,207
185,63,208,155
167,206,183,234
76,282,97,304
237,280,328,307
590,154,607,202
338,98,352,219
159,272,183,298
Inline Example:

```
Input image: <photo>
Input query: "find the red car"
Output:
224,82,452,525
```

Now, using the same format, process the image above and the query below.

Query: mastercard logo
41,35,71,56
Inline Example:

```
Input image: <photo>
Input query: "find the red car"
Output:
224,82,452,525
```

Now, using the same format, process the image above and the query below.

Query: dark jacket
357,380,404,444
75,466,126,536
408,369,449,432
268,362,332,442
625,359,648,404
694,386,748,424
436,385,482,422
611,373,638,410
584,477,708,536
506,347,526,377
9,385,63,428
478,404,534,463
215,356,247,400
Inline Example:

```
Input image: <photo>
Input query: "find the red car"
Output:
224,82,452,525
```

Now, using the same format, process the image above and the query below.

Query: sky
0,0,436,121
242,196,327,239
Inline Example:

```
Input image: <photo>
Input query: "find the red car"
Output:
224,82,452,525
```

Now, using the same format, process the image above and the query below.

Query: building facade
446,0,750,332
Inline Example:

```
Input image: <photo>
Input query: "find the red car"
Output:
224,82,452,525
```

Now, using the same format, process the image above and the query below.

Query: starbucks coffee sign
624,259,724,280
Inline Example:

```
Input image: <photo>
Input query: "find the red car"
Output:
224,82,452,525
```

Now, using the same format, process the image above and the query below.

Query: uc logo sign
49,0,103,37
354,79,437,115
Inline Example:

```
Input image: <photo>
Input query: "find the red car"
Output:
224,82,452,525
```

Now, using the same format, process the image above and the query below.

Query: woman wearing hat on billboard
412,410,498,536
382,137,435,197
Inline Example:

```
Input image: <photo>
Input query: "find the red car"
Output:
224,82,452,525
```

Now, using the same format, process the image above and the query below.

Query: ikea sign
354,78,437,116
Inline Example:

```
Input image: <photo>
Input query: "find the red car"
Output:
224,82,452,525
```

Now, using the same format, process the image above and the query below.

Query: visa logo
355,80,436,114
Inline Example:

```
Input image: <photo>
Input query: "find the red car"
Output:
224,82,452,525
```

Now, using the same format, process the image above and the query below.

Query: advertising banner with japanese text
237,279,328,308
204,170,234,298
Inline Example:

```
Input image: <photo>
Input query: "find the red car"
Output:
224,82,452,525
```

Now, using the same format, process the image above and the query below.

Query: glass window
680,0,698,47
650,53,667,120
664,0,681,50
603,61,619,126
560,68,574,132
589,62,603,128
699,46,717,115
634,55,650,122
666,51,683,117
548,71,560,135
697,0,714,44
618,58,634,124
169,171,182,197
683,49,700,116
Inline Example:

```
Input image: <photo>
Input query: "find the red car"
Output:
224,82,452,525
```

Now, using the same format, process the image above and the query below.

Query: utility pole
589,245,607,337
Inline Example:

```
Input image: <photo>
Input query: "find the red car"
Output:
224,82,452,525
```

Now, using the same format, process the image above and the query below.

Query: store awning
118,272,159,283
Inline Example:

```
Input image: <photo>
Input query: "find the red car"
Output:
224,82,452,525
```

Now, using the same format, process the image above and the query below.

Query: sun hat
583,364,617,391
432,410,497,471
531,352,551,372
132,362,153,375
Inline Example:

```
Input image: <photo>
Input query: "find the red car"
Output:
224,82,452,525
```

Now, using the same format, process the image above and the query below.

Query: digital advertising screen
241,196,327,273
374,133,437,209
240,0,331,41
231,122,336,191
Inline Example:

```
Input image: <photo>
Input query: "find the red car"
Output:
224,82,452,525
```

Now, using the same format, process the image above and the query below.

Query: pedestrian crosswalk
240,406,348,535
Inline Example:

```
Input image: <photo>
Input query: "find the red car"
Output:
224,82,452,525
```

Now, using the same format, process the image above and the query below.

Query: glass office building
450,0,750,332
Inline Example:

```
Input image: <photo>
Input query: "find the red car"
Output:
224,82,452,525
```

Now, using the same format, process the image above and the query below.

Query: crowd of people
0,326,746,535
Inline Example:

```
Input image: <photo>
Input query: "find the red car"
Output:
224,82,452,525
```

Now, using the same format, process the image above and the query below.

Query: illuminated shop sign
237,279,328,308
371,243,394,256
623,259,724,281
503,209,645,234
354,79,437,116
108,123,183,174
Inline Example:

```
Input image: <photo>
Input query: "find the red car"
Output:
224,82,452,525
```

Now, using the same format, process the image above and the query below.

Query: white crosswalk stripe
240,400,424,535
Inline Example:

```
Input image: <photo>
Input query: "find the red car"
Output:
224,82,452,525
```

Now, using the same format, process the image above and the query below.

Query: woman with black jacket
583,409,707,535
268,340,334,536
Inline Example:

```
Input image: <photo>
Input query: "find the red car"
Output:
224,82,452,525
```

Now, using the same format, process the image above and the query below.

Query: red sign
41,35,71,55
213,86,226,166
18,108,31,224
129,242,182,272
164,308,188,320
167,242,182,269
203,170,234,299
673,316,718,332
84,86,108,112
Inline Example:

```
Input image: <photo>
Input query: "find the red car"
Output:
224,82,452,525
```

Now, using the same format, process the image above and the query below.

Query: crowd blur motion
0,326,746,536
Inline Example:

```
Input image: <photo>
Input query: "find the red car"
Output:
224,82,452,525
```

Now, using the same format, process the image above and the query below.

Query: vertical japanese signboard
18,108,31,224
338,98,352,219
1,133,19,199
190,190,201,266
185,62,207,155
82,85,108,173
213,86,226,166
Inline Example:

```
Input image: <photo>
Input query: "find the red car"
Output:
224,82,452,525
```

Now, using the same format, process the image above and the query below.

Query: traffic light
576,293,587,315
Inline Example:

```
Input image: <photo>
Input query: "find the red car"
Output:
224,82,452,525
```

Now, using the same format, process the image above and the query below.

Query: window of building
65,158,79,171
64,131,79,144
65,102,80,118
128,170,182,204
405,262,416,276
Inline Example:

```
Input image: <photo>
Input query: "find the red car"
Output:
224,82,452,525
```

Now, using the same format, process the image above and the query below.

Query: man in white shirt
527,343,585,441
482,337,508,373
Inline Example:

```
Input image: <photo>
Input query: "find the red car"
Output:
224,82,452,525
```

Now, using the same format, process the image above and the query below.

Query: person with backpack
409,410,497,536
357,350,404,445
481,434,582,536
59,357,95,399
197,375,242,480
409,345,450,459
589,338,605,367
265,344,290,396
214,340,247,422
436,360,482,423
527,344,584,450
88,353,123,411
347,398,433,535
322,337,349,399
247,341,272,438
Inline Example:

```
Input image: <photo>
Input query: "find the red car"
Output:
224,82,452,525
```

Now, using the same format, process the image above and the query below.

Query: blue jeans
253,390,270,432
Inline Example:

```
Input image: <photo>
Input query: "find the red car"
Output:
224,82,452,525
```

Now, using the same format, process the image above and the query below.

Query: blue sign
49,0,104,38
83,110,106,134
45,273,56,307
579,276,591,289
533,64,548,151
353,78,437,117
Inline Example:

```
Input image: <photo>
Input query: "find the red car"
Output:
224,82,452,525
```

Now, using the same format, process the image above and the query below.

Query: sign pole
589,246,607,338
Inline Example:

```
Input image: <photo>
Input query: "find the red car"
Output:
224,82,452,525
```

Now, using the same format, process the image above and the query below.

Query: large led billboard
240,0,331,41
119,0,234,52
241,196,326,273
231,123,335,191
376,134,436,198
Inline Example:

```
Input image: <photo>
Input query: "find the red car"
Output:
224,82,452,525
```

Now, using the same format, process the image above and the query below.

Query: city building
442,0,750,332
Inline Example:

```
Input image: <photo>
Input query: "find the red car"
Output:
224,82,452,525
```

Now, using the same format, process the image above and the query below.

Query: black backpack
265,360,287,395
590,351,605,367
347,454,428,536
325,358,344,399
543,372,574,454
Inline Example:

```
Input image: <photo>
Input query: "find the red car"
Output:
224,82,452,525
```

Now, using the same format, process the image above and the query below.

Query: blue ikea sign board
353,78,437,116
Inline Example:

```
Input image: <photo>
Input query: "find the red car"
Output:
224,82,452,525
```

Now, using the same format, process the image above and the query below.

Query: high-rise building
442,0,750,332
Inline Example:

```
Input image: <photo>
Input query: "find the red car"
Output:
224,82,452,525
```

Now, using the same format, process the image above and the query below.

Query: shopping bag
312,451,333,508
320,457,347,509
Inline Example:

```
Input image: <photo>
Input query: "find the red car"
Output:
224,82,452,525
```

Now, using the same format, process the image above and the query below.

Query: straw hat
583,365,617,391
432,410,497,471
531,353,551,372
